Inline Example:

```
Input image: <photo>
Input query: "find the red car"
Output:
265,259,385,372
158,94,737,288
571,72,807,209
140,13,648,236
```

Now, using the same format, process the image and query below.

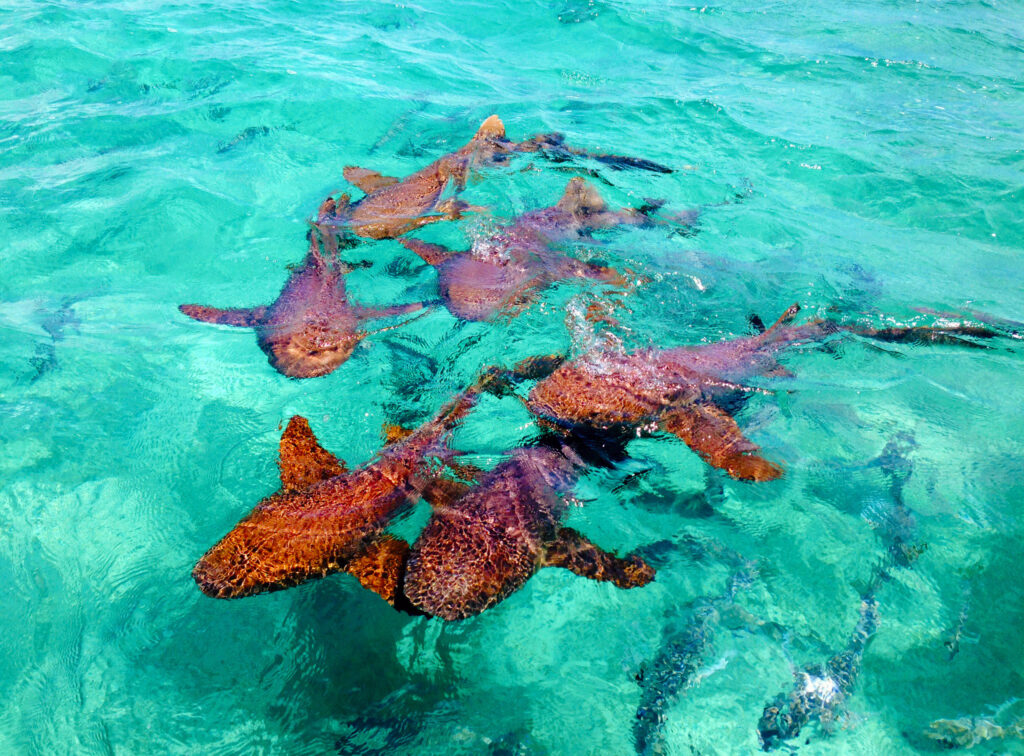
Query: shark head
258,320,363,379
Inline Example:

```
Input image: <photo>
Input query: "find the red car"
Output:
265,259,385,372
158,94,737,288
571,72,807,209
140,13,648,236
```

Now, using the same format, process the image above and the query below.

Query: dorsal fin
473,114,506,140
421,476,471,508
556,177,608,216
382,423,415,445
765,303,801,334
343,166,401,194
278,416,347,492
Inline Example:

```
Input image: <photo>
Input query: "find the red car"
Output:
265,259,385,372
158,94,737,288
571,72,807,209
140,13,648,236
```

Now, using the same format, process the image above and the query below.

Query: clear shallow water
1,0,1023,753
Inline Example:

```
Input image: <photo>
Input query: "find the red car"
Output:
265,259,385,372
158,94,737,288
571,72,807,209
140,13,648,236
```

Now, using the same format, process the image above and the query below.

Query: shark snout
260,332,360,379
192,546,248,599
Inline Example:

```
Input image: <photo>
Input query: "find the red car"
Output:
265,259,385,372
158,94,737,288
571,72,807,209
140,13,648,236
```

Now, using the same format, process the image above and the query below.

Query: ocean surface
2,1,1023,753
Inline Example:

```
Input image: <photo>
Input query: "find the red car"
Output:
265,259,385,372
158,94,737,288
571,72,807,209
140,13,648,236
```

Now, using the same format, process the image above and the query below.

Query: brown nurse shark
317,115,672,240
519,305,998,482
192,377,488,601
402,443,655,620
398,177,667,321
179,231,429,378
295,441,656,621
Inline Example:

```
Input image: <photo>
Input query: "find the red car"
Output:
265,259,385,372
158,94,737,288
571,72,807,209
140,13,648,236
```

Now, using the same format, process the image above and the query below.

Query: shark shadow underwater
316,114,673,241
399,176,686,322
179,230,430,378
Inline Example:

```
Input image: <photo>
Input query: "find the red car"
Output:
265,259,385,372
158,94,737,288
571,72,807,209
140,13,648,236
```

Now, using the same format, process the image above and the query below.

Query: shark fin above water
278,415,348,492
473,114,506,140
342,166,402,194
381,422,415,445
178,304,267,328
660,402,783,482
557,176,609,216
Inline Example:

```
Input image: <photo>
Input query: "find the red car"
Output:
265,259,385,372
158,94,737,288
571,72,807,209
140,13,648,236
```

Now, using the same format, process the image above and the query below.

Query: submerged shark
399,177,669,322
523,304,997,481
756,595,880,751
925,705,1024,750
317,114,672,240
756,434,924,750
634,565,755,755
179,231,429,378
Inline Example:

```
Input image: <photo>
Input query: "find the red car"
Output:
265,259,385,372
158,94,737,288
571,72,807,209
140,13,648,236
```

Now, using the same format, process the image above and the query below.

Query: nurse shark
399,177,673,322
179,230,429,378
522,304,997,481
403,441,655,620
756,433,924,750
192,374,494,601
317,114,672,240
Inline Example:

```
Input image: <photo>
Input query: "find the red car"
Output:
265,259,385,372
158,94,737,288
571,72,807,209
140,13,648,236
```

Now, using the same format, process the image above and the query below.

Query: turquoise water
2,0,1023,753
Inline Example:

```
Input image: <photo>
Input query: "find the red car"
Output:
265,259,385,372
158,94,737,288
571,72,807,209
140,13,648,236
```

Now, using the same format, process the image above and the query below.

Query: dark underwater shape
756,596,879,751
634,568,753,756
402,444,655,620
525,305,1000,482
192,382,484,600
317,114,673,240
179,232,428,378
399,176,674,322
757,434,925,750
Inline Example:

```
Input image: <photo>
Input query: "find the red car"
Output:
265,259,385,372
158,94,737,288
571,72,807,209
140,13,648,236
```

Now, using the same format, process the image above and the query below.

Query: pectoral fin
421,477,472,508
399,238,458,267
278,416,347,492
179,304,267,327
343,166,401,194
344,535,421,614
542,527,655,588
355,301,431,322
660,403,783,482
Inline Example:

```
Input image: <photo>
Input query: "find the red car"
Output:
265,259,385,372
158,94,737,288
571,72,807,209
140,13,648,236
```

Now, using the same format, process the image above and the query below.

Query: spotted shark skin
179,232,428,379
525,305,999,482
403,443,655,620
398,177,665,322
192,381,486,601
317,115,673,240
756,433,924,750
